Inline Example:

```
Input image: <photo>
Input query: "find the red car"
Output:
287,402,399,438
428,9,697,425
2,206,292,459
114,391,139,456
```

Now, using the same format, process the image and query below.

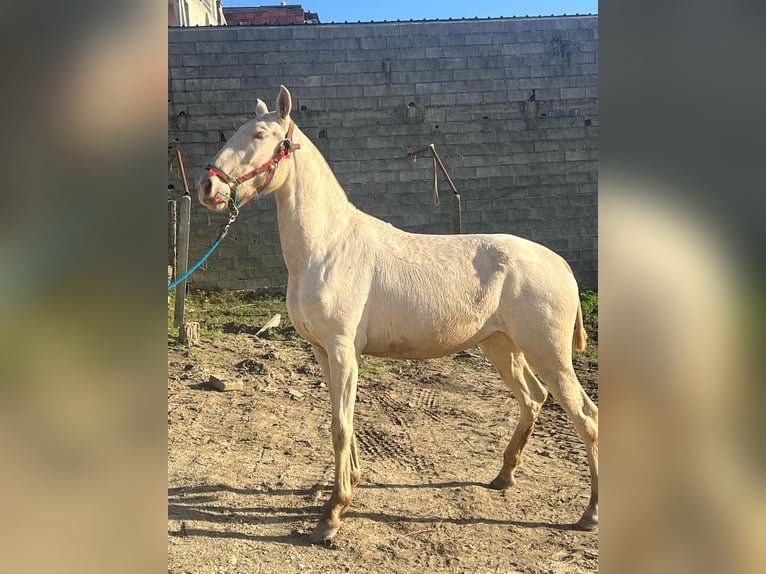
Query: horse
198,86,598,543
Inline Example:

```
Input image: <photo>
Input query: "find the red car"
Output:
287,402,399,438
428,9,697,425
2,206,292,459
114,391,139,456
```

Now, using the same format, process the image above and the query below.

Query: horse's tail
573,300,588,352
561,258,588,353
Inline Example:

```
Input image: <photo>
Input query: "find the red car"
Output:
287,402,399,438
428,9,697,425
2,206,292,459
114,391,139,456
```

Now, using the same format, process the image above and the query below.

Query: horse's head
198,85,295,212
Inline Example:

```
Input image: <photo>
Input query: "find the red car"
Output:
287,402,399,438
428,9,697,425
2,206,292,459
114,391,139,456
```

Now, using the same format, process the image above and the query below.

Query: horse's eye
255,131,267,140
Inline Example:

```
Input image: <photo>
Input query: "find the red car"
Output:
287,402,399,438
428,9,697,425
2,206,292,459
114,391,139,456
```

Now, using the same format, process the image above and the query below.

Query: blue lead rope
167,206,239,292
167,239,222,292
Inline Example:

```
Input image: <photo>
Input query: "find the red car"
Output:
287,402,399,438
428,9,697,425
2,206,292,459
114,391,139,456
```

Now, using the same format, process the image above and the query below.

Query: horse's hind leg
479,333,548,490
350,432,360,487
526,353,598,530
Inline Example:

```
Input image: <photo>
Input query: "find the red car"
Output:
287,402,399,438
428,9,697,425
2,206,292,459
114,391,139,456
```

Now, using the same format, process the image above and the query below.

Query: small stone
287,388,304,399
255,313,281,336
210,375,244,391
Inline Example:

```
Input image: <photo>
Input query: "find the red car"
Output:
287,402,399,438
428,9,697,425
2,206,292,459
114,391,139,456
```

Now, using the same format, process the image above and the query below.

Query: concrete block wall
168,16,598,290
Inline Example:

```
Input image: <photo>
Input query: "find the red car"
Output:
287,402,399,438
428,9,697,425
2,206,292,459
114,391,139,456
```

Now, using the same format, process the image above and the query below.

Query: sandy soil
168,295,598,573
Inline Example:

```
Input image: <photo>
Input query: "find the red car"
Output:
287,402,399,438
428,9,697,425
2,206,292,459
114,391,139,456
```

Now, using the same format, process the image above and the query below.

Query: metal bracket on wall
407,143,462,234
168,148,191,196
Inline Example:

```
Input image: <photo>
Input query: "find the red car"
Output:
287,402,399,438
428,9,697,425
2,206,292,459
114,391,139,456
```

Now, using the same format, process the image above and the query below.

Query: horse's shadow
168,481,582,546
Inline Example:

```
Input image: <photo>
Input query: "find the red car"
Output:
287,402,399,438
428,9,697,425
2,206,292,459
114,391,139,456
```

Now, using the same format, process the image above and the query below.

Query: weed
580,290,598,336
167,290,179,339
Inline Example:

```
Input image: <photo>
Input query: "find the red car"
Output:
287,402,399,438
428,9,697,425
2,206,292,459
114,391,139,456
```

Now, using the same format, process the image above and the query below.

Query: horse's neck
274,129,356,274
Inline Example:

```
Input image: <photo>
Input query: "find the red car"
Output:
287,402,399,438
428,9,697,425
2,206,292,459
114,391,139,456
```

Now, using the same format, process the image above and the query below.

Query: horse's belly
363,336,487,360
362,305,498,359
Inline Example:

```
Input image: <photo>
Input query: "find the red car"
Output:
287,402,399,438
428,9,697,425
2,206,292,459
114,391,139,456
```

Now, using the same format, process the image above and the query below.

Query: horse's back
357,222,578,358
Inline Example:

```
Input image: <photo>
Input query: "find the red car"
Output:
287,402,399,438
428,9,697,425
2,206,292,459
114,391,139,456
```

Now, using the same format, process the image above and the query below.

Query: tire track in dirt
411,387,445,423
355,427,433,474
374,387,446,426
373,390,410,428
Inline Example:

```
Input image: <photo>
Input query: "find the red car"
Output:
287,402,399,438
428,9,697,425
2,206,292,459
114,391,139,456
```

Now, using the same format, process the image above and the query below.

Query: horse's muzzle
198,173,228,210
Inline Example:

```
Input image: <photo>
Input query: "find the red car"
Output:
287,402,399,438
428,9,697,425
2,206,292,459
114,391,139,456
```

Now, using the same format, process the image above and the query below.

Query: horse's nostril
200,176,212,196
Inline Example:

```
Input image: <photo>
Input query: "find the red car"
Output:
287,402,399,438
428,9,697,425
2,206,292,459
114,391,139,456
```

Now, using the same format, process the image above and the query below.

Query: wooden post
168,200,177,281
180,321,200,346
174,195,191,328
451,193,462,234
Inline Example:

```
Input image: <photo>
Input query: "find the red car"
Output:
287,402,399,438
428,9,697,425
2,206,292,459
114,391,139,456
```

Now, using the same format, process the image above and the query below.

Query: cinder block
565,150,597,162
291,26,323,40
330,38,362,51
237,53,265,66
560,87,587,99
551,16,588,31
195,42,228,55
567,28,596,42
385,35,414,49
319,24,351,39
169,42,196,55
356,37,387,50
464,34,493,46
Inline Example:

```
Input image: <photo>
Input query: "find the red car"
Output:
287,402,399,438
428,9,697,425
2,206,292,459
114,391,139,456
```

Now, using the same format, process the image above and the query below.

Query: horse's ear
276,85,292,121
255,98,268,117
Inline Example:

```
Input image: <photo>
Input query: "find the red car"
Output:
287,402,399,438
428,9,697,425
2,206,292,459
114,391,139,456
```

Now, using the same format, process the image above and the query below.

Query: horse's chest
286,287,328,348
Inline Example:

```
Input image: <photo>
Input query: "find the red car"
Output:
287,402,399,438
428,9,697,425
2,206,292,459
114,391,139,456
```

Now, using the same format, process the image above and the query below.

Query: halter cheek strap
205,121,300,211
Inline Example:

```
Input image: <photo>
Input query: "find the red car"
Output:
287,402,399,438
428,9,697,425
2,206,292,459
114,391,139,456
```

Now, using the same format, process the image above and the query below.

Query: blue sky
221,1,598,23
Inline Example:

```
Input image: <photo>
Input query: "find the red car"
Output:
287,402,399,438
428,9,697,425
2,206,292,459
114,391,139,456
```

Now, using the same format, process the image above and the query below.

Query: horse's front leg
310,337,359,543
311,344,361,489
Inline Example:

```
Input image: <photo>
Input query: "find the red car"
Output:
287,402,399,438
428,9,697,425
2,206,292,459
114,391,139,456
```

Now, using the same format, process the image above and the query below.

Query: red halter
204,121,300,210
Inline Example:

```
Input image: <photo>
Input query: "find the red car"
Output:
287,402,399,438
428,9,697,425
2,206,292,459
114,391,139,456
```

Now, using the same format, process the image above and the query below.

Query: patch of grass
358,357,405,382
167,290,179,340
580,290,598,335
169,289,298,341
358,362,385,379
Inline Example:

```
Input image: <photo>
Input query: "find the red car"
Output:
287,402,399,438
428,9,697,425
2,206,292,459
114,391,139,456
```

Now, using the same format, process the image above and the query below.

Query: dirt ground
168,292,598,573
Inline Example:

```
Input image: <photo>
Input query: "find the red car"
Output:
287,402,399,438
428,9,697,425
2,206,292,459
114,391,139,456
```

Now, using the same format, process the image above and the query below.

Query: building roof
222,4,319,26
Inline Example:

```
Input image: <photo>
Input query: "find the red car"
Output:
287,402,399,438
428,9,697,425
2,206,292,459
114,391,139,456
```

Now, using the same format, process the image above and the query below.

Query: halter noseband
204,121,300,213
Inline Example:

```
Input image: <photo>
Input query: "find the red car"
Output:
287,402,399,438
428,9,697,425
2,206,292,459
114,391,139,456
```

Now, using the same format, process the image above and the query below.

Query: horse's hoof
488,475,514,490
309,523,339,544
575,507,598,531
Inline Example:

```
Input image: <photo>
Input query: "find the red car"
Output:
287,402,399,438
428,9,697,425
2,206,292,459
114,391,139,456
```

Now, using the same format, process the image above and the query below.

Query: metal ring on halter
227,199,239,217
217,206,239,241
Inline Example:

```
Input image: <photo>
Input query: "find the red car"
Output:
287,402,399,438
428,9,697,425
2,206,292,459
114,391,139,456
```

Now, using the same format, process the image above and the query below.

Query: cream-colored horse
198,86,598,542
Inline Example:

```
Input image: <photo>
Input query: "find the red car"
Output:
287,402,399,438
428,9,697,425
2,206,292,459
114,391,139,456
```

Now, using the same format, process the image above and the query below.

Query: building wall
169,0,223,27
168,16,598,290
